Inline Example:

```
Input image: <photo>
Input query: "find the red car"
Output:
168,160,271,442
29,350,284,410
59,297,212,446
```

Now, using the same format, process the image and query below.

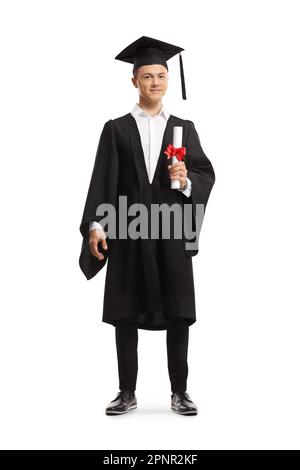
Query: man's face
131,64,169,102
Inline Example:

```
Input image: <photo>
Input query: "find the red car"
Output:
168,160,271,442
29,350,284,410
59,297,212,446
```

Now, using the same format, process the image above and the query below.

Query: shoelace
174,391,191,401
117,390,135,401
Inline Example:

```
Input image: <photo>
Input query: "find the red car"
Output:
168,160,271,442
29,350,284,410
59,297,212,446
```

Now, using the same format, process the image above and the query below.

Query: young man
79,36,215,416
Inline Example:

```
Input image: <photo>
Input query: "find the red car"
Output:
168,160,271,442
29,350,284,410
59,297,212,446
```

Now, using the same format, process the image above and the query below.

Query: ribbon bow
163,144,186,161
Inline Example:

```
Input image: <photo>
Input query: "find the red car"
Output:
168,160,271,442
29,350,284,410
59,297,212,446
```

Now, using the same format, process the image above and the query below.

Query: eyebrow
142,72,167,77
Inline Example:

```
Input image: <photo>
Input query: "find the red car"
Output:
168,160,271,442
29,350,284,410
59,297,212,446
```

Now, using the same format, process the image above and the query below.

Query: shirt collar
131,102,170,121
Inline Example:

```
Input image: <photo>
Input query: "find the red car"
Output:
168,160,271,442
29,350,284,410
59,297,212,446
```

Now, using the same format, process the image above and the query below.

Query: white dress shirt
89,103,192,232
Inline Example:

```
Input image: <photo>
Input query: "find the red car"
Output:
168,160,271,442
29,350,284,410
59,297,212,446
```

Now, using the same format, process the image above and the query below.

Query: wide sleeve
79,119,119,280
178,119,216,257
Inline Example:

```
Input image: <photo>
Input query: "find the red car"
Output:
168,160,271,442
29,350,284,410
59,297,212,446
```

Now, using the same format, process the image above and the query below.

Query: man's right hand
89,228,108,261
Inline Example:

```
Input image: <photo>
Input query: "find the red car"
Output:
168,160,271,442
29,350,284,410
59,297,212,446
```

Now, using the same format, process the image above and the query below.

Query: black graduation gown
79,112,215,330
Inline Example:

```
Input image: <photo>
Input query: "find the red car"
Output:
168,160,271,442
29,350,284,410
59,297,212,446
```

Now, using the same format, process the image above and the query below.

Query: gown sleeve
79,119,119,280
178,119,216,257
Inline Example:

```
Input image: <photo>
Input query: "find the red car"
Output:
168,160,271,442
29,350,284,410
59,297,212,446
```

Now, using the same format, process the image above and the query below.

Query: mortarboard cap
114,36,187,100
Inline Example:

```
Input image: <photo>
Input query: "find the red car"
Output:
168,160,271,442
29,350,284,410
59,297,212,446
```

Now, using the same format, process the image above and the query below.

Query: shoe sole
171,405,198,415
105,404,137,415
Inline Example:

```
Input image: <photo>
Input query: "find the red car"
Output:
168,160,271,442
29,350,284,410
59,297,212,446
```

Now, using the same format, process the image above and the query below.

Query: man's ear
131,77,138,89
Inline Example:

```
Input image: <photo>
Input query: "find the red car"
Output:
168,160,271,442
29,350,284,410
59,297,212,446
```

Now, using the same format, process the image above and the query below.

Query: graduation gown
79,112,215,330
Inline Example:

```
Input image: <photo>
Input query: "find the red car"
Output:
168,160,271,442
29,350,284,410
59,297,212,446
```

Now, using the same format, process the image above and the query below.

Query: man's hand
167,161,188,190
89,228,108,261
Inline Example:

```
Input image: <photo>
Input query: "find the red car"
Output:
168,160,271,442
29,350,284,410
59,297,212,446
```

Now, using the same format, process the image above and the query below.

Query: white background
0,0,299,450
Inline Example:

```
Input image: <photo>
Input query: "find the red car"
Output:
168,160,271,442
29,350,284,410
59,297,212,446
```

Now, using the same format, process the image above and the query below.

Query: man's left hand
167,161,188,190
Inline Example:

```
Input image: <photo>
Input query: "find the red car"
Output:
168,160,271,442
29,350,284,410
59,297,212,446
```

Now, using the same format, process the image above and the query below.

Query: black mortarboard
114,36,187,100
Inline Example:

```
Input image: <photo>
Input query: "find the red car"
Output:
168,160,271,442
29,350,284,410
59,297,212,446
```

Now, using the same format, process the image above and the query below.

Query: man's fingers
172,162,185,169
167,163,188,190
168,162,185,168
89,237,106,261
90,243,104,261
170,170,187,177
101,238,108,250
168,162,187,175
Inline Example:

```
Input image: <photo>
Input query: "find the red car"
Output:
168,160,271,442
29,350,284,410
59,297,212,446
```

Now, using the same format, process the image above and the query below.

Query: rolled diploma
171,126,183,189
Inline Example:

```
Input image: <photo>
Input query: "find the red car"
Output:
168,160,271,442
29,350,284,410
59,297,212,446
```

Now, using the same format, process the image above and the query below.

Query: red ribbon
164,144,186,161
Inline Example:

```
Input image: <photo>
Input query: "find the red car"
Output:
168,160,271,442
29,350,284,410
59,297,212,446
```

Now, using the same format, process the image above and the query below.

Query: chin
148,94,162,101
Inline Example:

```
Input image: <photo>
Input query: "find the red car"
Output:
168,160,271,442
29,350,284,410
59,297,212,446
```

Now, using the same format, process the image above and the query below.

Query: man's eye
144,75,166,79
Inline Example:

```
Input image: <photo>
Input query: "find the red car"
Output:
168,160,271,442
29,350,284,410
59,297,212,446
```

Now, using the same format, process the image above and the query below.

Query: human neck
137,97,163,117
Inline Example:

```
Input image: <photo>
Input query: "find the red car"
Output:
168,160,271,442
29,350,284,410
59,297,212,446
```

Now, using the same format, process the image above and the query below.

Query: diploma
171,126,183,189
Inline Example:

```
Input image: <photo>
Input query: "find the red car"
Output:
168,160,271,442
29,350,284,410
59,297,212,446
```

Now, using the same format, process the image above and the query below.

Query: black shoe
171,391,198,415
105,390,137,415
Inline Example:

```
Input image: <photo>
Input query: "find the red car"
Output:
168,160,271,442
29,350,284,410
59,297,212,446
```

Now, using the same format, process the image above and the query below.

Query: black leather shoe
105,390,137,415
171,391,198,415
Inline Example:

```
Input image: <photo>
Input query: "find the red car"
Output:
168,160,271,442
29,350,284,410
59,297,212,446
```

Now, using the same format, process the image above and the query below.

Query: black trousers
115,319,189,393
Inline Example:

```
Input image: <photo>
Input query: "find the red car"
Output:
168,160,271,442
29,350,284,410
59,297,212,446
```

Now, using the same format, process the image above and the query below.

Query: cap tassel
179,52,187,100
